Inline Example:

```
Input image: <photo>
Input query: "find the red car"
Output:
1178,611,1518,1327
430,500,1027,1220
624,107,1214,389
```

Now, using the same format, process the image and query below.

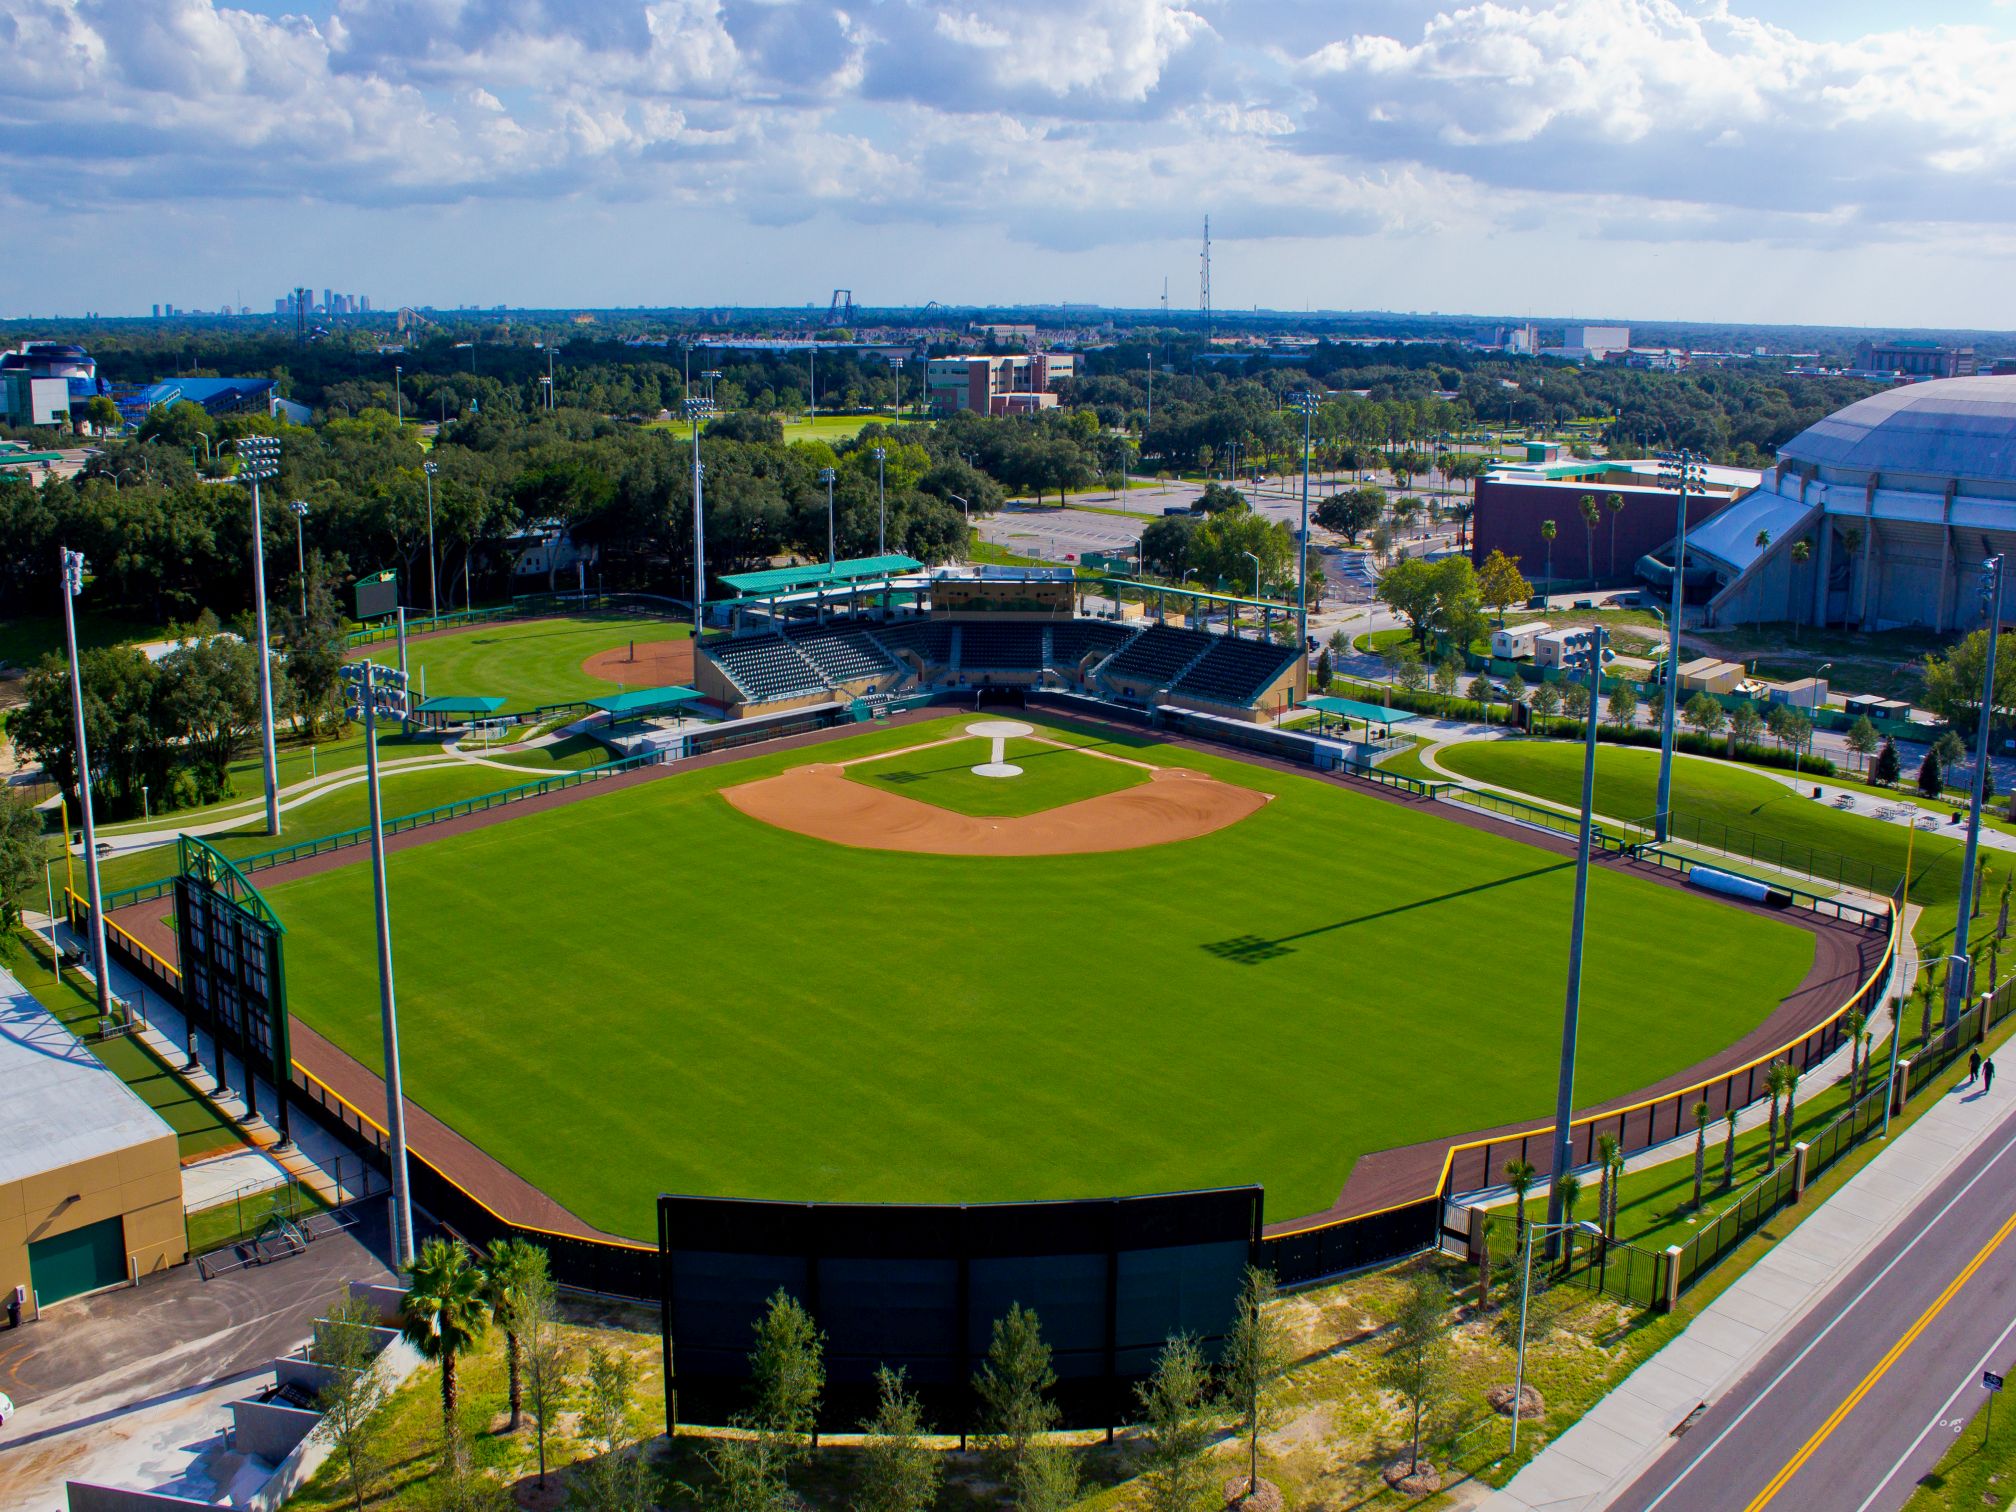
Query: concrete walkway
1480,1022,2016,1510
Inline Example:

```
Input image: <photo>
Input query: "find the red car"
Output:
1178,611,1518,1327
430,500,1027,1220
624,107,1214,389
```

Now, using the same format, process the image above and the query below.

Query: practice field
266,714,1820,1242
352,613,691,710
841,734,1148,817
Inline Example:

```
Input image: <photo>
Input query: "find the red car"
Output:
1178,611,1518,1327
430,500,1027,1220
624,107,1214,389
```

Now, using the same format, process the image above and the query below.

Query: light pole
290,500,310,617
1654,450,1704,841
1242,549,1261,638
886,355,905,418
818,466,837,566
546,347,557,411
1949,554,2005,1025
58,547,112,1016
702,369,722,406
1510,1218,1604,1457
393,364,403,426
341,658,416,1268
872,446,888,555
1291,392,1319,649
686,396,715,631
1544,626,1607,1255
236,435,283,836
422,461,439,624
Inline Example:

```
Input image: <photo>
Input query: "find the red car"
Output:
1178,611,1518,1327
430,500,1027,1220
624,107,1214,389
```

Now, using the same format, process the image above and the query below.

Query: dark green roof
718,555,922,596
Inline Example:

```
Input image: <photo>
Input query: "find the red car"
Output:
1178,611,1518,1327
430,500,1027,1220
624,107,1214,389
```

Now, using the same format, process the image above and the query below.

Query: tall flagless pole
59,548,113,1016
237,435,283,836
1292,393,1319,650
1655,451,1702,842
686,397,713,633
1949,554,2006,1025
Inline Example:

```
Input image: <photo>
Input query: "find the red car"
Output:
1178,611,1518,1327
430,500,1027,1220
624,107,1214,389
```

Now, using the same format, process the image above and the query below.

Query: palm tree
1790,540,1812,639
1843,526,1864,620
1779,1063,1802,1156
1541,519,1557,591
1595,1133,1622,1240
1753,530,1772,632
1605,492,1626,576
1553,1172,1583,1273
1919,962,1944,1048
480,1237,548,1433
1844,1009,1866,1097
1691,1101,1712,1209
400,1237,493,1463
1579,493,1600,586
1764,1062,1787,1168
1504,1158,1537,1248
1722,1108,1738,1189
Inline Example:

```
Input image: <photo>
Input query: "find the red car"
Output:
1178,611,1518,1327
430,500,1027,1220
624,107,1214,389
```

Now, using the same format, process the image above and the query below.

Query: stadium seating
959,623,1045,668
1171,636,1301,706
869,620,954,668
1047,621,1134,668
786,624,897,685
709,635,827,702
1101,624,1215,684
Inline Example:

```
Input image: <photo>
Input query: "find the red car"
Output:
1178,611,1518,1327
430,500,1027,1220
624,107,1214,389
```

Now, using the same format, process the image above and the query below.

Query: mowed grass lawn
352,614,690,711
1435,741,1969,955
265,715,1818,1242
843,733,1147,816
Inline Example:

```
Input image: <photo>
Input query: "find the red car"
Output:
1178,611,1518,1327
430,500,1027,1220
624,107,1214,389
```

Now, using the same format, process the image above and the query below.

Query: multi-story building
925,353,1077,415
1853,340,1978,380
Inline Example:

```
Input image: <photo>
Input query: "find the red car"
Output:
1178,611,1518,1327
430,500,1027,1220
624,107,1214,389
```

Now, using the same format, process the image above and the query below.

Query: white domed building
1693,376,2016,632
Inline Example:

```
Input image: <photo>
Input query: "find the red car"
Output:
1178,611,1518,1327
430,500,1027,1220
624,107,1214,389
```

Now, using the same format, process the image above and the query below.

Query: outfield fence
1653,809,1913,897
342,592,690,650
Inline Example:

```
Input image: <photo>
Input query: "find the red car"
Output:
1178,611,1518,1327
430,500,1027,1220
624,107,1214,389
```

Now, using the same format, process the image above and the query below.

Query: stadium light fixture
57,547,113,1017
1948,553,2006,1025
1654,450,1707,841
236,436,284,836
818,466,838,567
340,658,416,1267
1290,392,1321,653
1510,1217,1603,1457
289,500,310,615
1543,625,1608,1258
421,461,440,623
871,446,889,556
685,398,716,629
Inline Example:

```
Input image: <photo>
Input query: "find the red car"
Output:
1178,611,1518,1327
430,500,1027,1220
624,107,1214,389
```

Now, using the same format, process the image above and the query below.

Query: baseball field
263,712,1820,1242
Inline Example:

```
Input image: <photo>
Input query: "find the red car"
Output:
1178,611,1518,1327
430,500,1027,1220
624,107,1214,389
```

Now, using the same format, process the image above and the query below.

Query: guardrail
1630,844,1891,930
1342,761,1445,798
1439,785,1641,850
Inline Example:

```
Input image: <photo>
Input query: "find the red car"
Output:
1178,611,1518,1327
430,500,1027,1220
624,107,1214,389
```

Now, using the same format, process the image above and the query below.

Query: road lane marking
1637,1117,2016,1511
1744,1207,2016,1510
1854,1308,2016,1511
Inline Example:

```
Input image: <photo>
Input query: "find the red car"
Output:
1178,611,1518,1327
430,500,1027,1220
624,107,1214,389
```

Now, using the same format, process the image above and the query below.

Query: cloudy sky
3,0,2012,328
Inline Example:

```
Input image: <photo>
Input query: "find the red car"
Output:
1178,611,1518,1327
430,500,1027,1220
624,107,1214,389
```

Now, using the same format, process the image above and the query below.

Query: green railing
1656,810,1907,897
1440,785,1643,850
178,834,287,932
345,604,519,648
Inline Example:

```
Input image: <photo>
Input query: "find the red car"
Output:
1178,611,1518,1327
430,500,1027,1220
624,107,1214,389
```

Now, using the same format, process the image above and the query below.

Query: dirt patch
721,762,1268,857
581,637,694,688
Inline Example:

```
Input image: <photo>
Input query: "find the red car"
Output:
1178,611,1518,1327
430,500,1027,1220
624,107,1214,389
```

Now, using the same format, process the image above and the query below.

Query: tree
1779,1063,1802,1156
1844,1009,1867,1097
1394,642,1429,693
1606,681,1639,727
1873,738,1902,786
1578,493,1601,584
399,1237,493,1465
1763,1062,1794,1165
1728,700,1764,752
519,1265,567,1489
278,559,348,737
1918,749,1944,799
1723,1108,1738,1188
1477,549,1531,625
1605,492,1626,576
1691,1101,1712,1209
749,1289,824,1457
1781,708,1814,767
1195,481,1247,514
577,1347,653,1512
1218,1266,1290,1500
689,1434,794,1512
1562,679,1590,720
1380,1271,1452,1482
155,631,263,798
1433,655,1462,703
1846,716,1881,772
1468,671,1496,721
1133,1335,1215,1512
1683,691,1724,738
1530,680,1562,719
1934,729,1968,772
312,1294,388,1512
1922,628,2016,736
1314,486,1384,544
1504,1159,1537,1246
1540,519,1557,587
480,1237,548,1434
1790,540,1812,636
1011,1444,1080,1512
858,1367,940,1512
1919,963,1944,1048
1594,1134,1622,1240
973,1303,1059,1478
1552,1172,1583,1271
1316,647,1333,691
0,791,43,930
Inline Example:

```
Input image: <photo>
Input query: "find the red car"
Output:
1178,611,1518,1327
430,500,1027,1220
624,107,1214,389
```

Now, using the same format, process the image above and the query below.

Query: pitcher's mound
582,638,694,687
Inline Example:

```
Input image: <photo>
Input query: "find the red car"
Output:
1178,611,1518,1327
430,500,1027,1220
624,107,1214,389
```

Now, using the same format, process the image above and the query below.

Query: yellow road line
1744,1205,2016,1510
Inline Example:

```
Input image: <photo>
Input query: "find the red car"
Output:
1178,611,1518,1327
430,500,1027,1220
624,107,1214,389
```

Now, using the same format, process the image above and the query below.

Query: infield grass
352,613,690,711
263,714,1821,1242
842,732,1147,816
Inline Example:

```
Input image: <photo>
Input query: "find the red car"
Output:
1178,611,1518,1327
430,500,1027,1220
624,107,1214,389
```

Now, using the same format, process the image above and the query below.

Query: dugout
658,1186,1261,1431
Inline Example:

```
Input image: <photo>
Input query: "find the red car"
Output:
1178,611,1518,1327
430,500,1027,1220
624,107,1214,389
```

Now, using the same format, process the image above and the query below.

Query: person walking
1987,1059,1998,1095
1970,1048,1982,1084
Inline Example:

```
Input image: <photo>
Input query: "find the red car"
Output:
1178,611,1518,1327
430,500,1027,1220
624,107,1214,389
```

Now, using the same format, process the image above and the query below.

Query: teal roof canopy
718,555,923,596
417,695,508,715
1302,696,1417,727
590,686,705,716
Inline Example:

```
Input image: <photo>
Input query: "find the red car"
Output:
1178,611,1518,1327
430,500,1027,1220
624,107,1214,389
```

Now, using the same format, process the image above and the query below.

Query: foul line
1744,1206,2016,1509
1636,1115,2016,1511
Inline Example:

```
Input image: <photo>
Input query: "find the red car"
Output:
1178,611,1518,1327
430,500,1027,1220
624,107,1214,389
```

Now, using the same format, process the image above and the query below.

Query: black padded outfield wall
658,1187,1262,1432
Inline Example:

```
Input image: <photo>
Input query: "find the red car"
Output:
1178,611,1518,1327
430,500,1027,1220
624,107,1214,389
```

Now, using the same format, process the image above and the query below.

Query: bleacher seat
1047,621,1133,668
959,623,1044,668
708,635,826,702
1171,637,1301,707
786,625,897,685
870,621,954,668
1103,624,1214,684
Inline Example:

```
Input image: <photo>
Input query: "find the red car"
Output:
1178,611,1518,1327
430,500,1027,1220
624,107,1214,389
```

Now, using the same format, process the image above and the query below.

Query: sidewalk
1481,1029,2016,1510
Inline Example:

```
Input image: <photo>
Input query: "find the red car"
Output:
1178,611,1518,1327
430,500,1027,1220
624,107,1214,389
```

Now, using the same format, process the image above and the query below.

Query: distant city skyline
4,1,2013,328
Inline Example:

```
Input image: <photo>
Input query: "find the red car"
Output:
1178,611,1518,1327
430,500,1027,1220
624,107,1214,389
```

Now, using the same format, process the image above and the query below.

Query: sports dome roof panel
1780,376,2016,485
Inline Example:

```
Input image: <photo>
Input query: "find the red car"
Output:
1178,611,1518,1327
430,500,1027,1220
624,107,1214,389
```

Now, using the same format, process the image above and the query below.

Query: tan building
1677,657,1746,694
0,971,185,1313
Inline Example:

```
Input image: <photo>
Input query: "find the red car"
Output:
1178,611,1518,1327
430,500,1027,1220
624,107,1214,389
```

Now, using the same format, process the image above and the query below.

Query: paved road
1609,1097,2016,1512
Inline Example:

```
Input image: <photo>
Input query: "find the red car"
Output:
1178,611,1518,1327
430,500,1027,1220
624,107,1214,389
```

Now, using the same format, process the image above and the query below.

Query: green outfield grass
480,733,609,771
1434,741,1969,955
263,714,1821,1242
351,613,690,711
843,732,1147,816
